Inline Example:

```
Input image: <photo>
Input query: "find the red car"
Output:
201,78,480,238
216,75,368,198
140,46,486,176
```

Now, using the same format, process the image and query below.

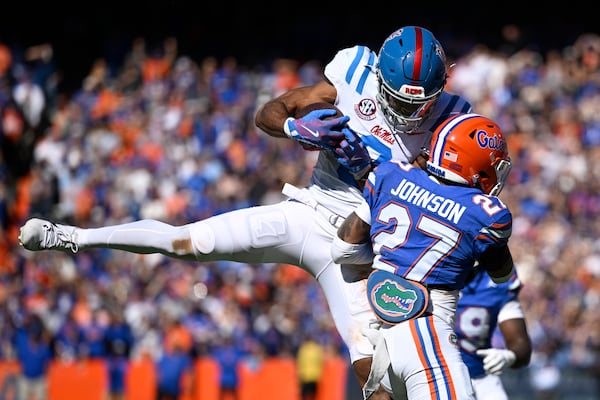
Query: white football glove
476,348,516,376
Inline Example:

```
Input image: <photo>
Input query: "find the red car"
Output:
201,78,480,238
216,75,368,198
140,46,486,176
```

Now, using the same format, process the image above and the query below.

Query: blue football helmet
376,26,448,134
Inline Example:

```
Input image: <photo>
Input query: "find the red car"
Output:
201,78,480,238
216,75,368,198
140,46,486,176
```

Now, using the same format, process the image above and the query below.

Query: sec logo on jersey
355,98,377,121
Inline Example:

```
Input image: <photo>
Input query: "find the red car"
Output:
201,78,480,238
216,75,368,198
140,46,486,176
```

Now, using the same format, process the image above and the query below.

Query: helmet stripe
431,113,478,166
412,27,423,82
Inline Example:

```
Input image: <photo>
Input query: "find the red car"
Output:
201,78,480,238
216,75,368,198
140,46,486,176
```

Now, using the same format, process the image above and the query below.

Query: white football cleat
19,218,79,253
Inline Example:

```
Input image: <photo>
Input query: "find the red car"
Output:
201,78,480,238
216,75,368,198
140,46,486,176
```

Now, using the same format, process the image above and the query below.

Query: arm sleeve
354,199,371,225
331,234,375,265
497,300,525,323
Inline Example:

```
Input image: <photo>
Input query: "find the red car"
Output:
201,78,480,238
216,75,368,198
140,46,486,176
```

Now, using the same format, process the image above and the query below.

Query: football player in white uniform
19,26,472,398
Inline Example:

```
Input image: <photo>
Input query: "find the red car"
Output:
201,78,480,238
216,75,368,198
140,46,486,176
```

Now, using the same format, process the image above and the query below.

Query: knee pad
187,208,290,257
188,222,216,255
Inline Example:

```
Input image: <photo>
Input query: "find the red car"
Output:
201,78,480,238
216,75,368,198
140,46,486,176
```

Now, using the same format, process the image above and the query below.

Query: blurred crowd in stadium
1,23,600,398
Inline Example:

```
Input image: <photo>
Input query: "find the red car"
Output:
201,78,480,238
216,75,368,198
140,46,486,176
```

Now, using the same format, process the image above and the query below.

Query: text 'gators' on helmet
426,113,512,196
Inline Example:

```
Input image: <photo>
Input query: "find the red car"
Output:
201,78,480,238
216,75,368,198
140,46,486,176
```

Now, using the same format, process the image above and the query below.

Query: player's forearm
255,99,292,138
501,318,532,369
507,333,532,369
255,81,337,139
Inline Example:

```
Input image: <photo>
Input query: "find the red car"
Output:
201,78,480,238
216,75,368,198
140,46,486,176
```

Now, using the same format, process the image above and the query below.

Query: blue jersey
456,271,521,378
362,160,512,290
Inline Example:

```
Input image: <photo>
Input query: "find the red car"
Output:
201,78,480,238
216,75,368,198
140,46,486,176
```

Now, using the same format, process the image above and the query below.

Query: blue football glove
335,127,372,179
284,109,350,151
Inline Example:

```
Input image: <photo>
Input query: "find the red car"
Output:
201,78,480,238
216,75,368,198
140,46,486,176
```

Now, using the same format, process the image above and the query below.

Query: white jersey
307,45,472,217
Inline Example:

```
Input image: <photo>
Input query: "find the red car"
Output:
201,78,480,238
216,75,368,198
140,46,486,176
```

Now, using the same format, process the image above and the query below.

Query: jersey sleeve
362,169,377,219
497,299,525,323
473,202,513,258
362,161,410,225
324,45,377,93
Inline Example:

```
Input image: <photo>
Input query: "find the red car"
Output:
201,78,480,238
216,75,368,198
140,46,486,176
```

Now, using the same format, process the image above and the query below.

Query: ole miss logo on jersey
371,125,394,145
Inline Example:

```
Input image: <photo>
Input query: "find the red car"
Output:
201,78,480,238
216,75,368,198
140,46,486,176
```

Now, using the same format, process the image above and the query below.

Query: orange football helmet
425,113,511,196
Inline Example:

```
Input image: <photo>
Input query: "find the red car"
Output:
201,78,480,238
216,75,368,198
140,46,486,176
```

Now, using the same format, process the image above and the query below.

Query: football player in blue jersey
332,113,515,399
19,26,471,398
456,267,531,400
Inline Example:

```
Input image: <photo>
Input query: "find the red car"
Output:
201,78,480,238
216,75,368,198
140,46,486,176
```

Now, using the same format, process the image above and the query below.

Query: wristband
283,117,296,138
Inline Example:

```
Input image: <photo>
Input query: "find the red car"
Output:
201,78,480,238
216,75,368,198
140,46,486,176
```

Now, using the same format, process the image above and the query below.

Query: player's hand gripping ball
285,102,348,151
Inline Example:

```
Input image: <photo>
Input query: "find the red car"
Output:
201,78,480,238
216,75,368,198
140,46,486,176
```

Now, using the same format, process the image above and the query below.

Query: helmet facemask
484,156,512,196
376,71,442,134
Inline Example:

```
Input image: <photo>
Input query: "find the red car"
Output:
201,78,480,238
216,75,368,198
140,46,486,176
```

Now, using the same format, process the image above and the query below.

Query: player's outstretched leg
19,217,196,259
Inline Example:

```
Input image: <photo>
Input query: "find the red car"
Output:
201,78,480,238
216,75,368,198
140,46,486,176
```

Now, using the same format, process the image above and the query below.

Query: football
295,102,344,119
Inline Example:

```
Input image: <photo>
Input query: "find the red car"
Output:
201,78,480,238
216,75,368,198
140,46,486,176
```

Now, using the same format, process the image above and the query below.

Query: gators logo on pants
367,270,429,324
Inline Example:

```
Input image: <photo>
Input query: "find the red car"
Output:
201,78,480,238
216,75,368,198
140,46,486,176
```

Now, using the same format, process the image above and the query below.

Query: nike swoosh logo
304,127,320,137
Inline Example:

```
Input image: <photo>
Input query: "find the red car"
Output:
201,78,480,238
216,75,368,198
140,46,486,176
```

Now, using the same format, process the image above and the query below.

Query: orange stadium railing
0,355,347,400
